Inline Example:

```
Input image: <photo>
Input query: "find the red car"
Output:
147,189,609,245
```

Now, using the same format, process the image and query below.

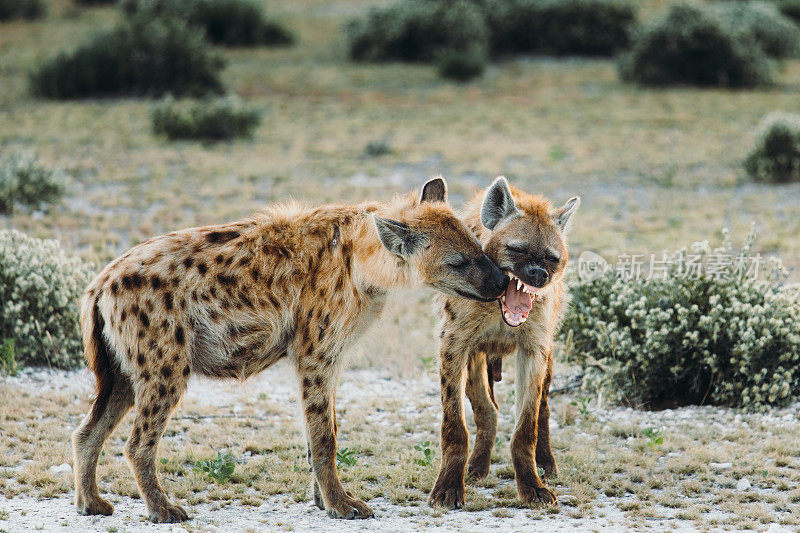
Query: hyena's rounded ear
481,176,517,230
420,176,447,204
373,216,427,257
554,196,580,235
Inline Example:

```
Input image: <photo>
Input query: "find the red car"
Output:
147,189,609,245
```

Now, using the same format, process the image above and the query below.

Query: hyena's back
83,204,356,386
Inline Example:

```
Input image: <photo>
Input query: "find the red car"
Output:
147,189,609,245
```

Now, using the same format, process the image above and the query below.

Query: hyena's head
479,176,580,327
373,177,508,301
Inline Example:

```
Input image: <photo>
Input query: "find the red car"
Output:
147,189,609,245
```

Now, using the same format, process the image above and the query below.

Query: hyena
72,178,509,523
429,176,579,508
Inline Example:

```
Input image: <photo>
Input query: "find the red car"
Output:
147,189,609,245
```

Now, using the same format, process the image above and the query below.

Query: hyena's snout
475,255,509,300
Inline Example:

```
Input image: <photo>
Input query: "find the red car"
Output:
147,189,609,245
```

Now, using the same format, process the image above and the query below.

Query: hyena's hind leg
535,349,557,478
465,353,499,480
73,373,134,516
124,357,191,523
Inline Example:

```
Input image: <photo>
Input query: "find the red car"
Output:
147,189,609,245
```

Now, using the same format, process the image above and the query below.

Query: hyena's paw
428,479,465,509
147,502,189,523
325,496,374,519
518,484,558,506
76,496,114,516
466,456,491,481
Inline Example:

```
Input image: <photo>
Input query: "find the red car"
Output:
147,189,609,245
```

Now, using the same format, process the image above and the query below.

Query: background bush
776,0,800,22
0,0,43,20
619,2,774,87
562,228,800,410
744,112,800,183
0,230,94,369
346,0,489,62
151,96,262,141
120,0,294,46
715,1,800,59
488,0,635,57
30,15,225,99
346,0,634,62
0,151,66,214
437,47,486,81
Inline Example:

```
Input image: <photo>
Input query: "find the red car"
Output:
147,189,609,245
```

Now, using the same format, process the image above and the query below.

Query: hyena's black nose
490,265,508,293
526,266,549,288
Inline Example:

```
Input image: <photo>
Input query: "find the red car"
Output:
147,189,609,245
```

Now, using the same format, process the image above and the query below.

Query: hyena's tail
80,290,116,420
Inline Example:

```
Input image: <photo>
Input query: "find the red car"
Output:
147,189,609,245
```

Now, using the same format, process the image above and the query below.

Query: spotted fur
72,178,507,523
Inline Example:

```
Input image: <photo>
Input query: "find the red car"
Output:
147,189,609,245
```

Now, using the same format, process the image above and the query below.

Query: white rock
258,503,272,514
49,463,72,474
736,478,751,491
710,462,733,470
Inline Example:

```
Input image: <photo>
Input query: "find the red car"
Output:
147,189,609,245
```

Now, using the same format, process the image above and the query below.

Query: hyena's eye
506,245,527,255
546,253,560,263
446,256,469,269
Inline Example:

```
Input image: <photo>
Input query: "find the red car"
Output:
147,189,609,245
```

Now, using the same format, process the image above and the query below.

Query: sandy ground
1,365,798,533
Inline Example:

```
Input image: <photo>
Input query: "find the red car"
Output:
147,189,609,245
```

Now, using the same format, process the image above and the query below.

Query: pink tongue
504,281,532,316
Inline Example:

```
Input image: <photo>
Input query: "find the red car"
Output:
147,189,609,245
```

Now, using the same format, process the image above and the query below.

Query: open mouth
499,272,539,327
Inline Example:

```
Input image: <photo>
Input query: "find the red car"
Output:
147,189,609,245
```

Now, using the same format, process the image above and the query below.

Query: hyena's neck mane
250,194,420,292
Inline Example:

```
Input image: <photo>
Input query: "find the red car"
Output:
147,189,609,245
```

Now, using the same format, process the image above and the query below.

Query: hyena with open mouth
429,176,579,508
72,178,508,523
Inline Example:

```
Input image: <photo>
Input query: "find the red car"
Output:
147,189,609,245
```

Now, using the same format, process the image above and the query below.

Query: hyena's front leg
299,361,373,519
429,336,470,508
512,347,557,505
465,353,498,480
535,349,557,479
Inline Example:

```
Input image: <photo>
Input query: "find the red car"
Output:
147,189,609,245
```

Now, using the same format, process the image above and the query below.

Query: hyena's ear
373,216,427,257
420,176,447,204
481,176,517,230
554,196,581,235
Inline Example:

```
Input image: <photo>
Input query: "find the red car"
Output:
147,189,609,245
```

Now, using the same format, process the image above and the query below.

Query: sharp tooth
520,317,526,323
516,279,522,291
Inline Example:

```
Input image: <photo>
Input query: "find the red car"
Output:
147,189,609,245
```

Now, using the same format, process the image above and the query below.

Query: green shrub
0,230,94,369
0,151,66,214
0,0,44,20
744,112,800,183
151,96,262,141
75,0,115,4
619,2,774,87
30,15,224,99
346,0,489,62
119,0,294,46
437,47,486,81
715,1,800,59
487,0,635,56
346,0,634,61
776,0,800,23
563,228,800,410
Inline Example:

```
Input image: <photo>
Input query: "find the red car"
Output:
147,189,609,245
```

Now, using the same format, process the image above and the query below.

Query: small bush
437,47,486,81
0,0,44,20
120,0,294,46
744,112,800,183
30,15,224,99
364,140,392,157
0,151,66,214
0,230,94,369
619,2,774,87
75,0,115,4
715,1,800,59
346,0,489,62
563,228,800,410
151,96,262,141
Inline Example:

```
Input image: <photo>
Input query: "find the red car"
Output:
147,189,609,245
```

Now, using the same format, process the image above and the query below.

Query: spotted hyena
428,177,579,508
72,178,508,523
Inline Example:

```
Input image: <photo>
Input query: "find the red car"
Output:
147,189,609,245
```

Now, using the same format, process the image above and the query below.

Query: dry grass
1,366,799,529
